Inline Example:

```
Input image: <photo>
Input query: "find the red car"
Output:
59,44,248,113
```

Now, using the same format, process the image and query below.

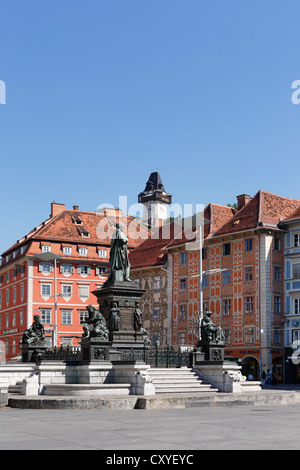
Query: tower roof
138,171,172,205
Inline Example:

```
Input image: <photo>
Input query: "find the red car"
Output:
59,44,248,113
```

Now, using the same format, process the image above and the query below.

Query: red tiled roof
215,190,300,236
129,204,235,268
2,209,149,259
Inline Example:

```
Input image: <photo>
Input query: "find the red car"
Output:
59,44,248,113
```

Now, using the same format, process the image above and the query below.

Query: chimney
236,194,251,210
50,202,65,218
73,205,79,210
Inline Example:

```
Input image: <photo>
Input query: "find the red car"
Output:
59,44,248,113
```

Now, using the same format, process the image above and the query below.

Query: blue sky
1,0,300,254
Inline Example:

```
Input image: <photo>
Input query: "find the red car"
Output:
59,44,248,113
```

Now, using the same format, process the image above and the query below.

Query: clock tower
138,171,172,227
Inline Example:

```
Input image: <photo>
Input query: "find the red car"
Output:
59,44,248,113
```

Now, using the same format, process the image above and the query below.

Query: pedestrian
272,373,278,387
261,370,266,386
266,369,272,386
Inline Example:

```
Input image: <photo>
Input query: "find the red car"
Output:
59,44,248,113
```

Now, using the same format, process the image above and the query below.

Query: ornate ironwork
42,346,80,361
120,345,193,368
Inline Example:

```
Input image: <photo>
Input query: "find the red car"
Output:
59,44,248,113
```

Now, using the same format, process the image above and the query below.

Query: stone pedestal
21,343,48,363
80,338,122,363
92,280,146,353
197,340,225,362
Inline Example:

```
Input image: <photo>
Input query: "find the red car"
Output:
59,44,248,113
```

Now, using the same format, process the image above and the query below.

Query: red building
0,202,147,360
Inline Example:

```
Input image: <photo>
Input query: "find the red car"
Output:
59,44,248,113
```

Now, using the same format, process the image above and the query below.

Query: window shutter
77,267,81,274
60,266,64,274
87,267,91,275
38,264,43,272
71,266,75,274
95,267,99,276
50,265,54,273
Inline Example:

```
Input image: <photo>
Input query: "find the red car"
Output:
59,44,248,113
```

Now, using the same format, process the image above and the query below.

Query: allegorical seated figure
82,305,109,340
22,315,45,345
200,311,223,344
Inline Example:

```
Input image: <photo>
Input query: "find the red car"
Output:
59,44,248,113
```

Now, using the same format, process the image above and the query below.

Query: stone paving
1,385,300,450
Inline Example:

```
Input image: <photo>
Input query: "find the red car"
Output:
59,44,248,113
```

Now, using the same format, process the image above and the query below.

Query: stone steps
8,382,23,394
147,367,219,394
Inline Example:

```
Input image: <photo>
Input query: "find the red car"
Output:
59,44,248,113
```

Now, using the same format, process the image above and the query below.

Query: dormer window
42,245,51,253
71,215,83,225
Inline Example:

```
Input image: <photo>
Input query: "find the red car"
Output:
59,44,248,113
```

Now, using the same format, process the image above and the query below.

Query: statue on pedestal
134,302,143,331
107,223,131,282
200,311,223,344
82,305,109,340
22,315,45,345
109,302,120,332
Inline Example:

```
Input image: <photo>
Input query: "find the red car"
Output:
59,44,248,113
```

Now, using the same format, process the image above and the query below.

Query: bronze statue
82,305,109,340
134,302,143,331
200,311,223,344
109,302,120,332
108,223,131,282
22,315,45,345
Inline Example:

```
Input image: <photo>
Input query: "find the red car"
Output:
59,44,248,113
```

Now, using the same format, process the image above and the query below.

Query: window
245,327,255,344
12,311,16,327
79,247,87,256
0,294,2,308
20,285,24,300
62,285,72,296
223,271,231,285
293,263,300,279
274,296,282,314
63,246,72,256
95,266,106,276
294,298,300,315
12,340,16,355
6,291,9,306
202,275,208,288
179,252,187,264
223,243,231,256
178,305,187,321
294,234,300,247
274,266,282,281
20,310,24,325
61,264,74,275
40,309,51,324
179,278,187,291
39,263,52,273
245,238,253,252
98,249,107,258
5,314,9,328
245,296,254,313
42,245,51,253
18,265,25,275
5,272,10,282
78,285,89,298
133,278,141,288
223,329,231,345
153,306,160,320
13,288,16,303
274,329,281,345
61,338,73,347
292,329,300,343
79,310,89,324
78,265,91,276
62,309,72,325
13,268,17,278
274,238,282,251
41,284,51,297
222,299,232,315
244,266,254,282
153,275,161,290
202,247,208,260
152,331,161,346
178,332,186,345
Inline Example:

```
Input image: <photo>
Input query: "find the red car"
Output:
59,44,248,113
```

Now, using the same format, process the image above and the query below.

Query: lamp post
34,252,61,347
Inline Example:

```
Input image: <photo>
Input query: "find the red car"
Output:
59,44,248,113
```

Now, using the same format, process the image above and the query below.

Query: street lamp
34,252,61,347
